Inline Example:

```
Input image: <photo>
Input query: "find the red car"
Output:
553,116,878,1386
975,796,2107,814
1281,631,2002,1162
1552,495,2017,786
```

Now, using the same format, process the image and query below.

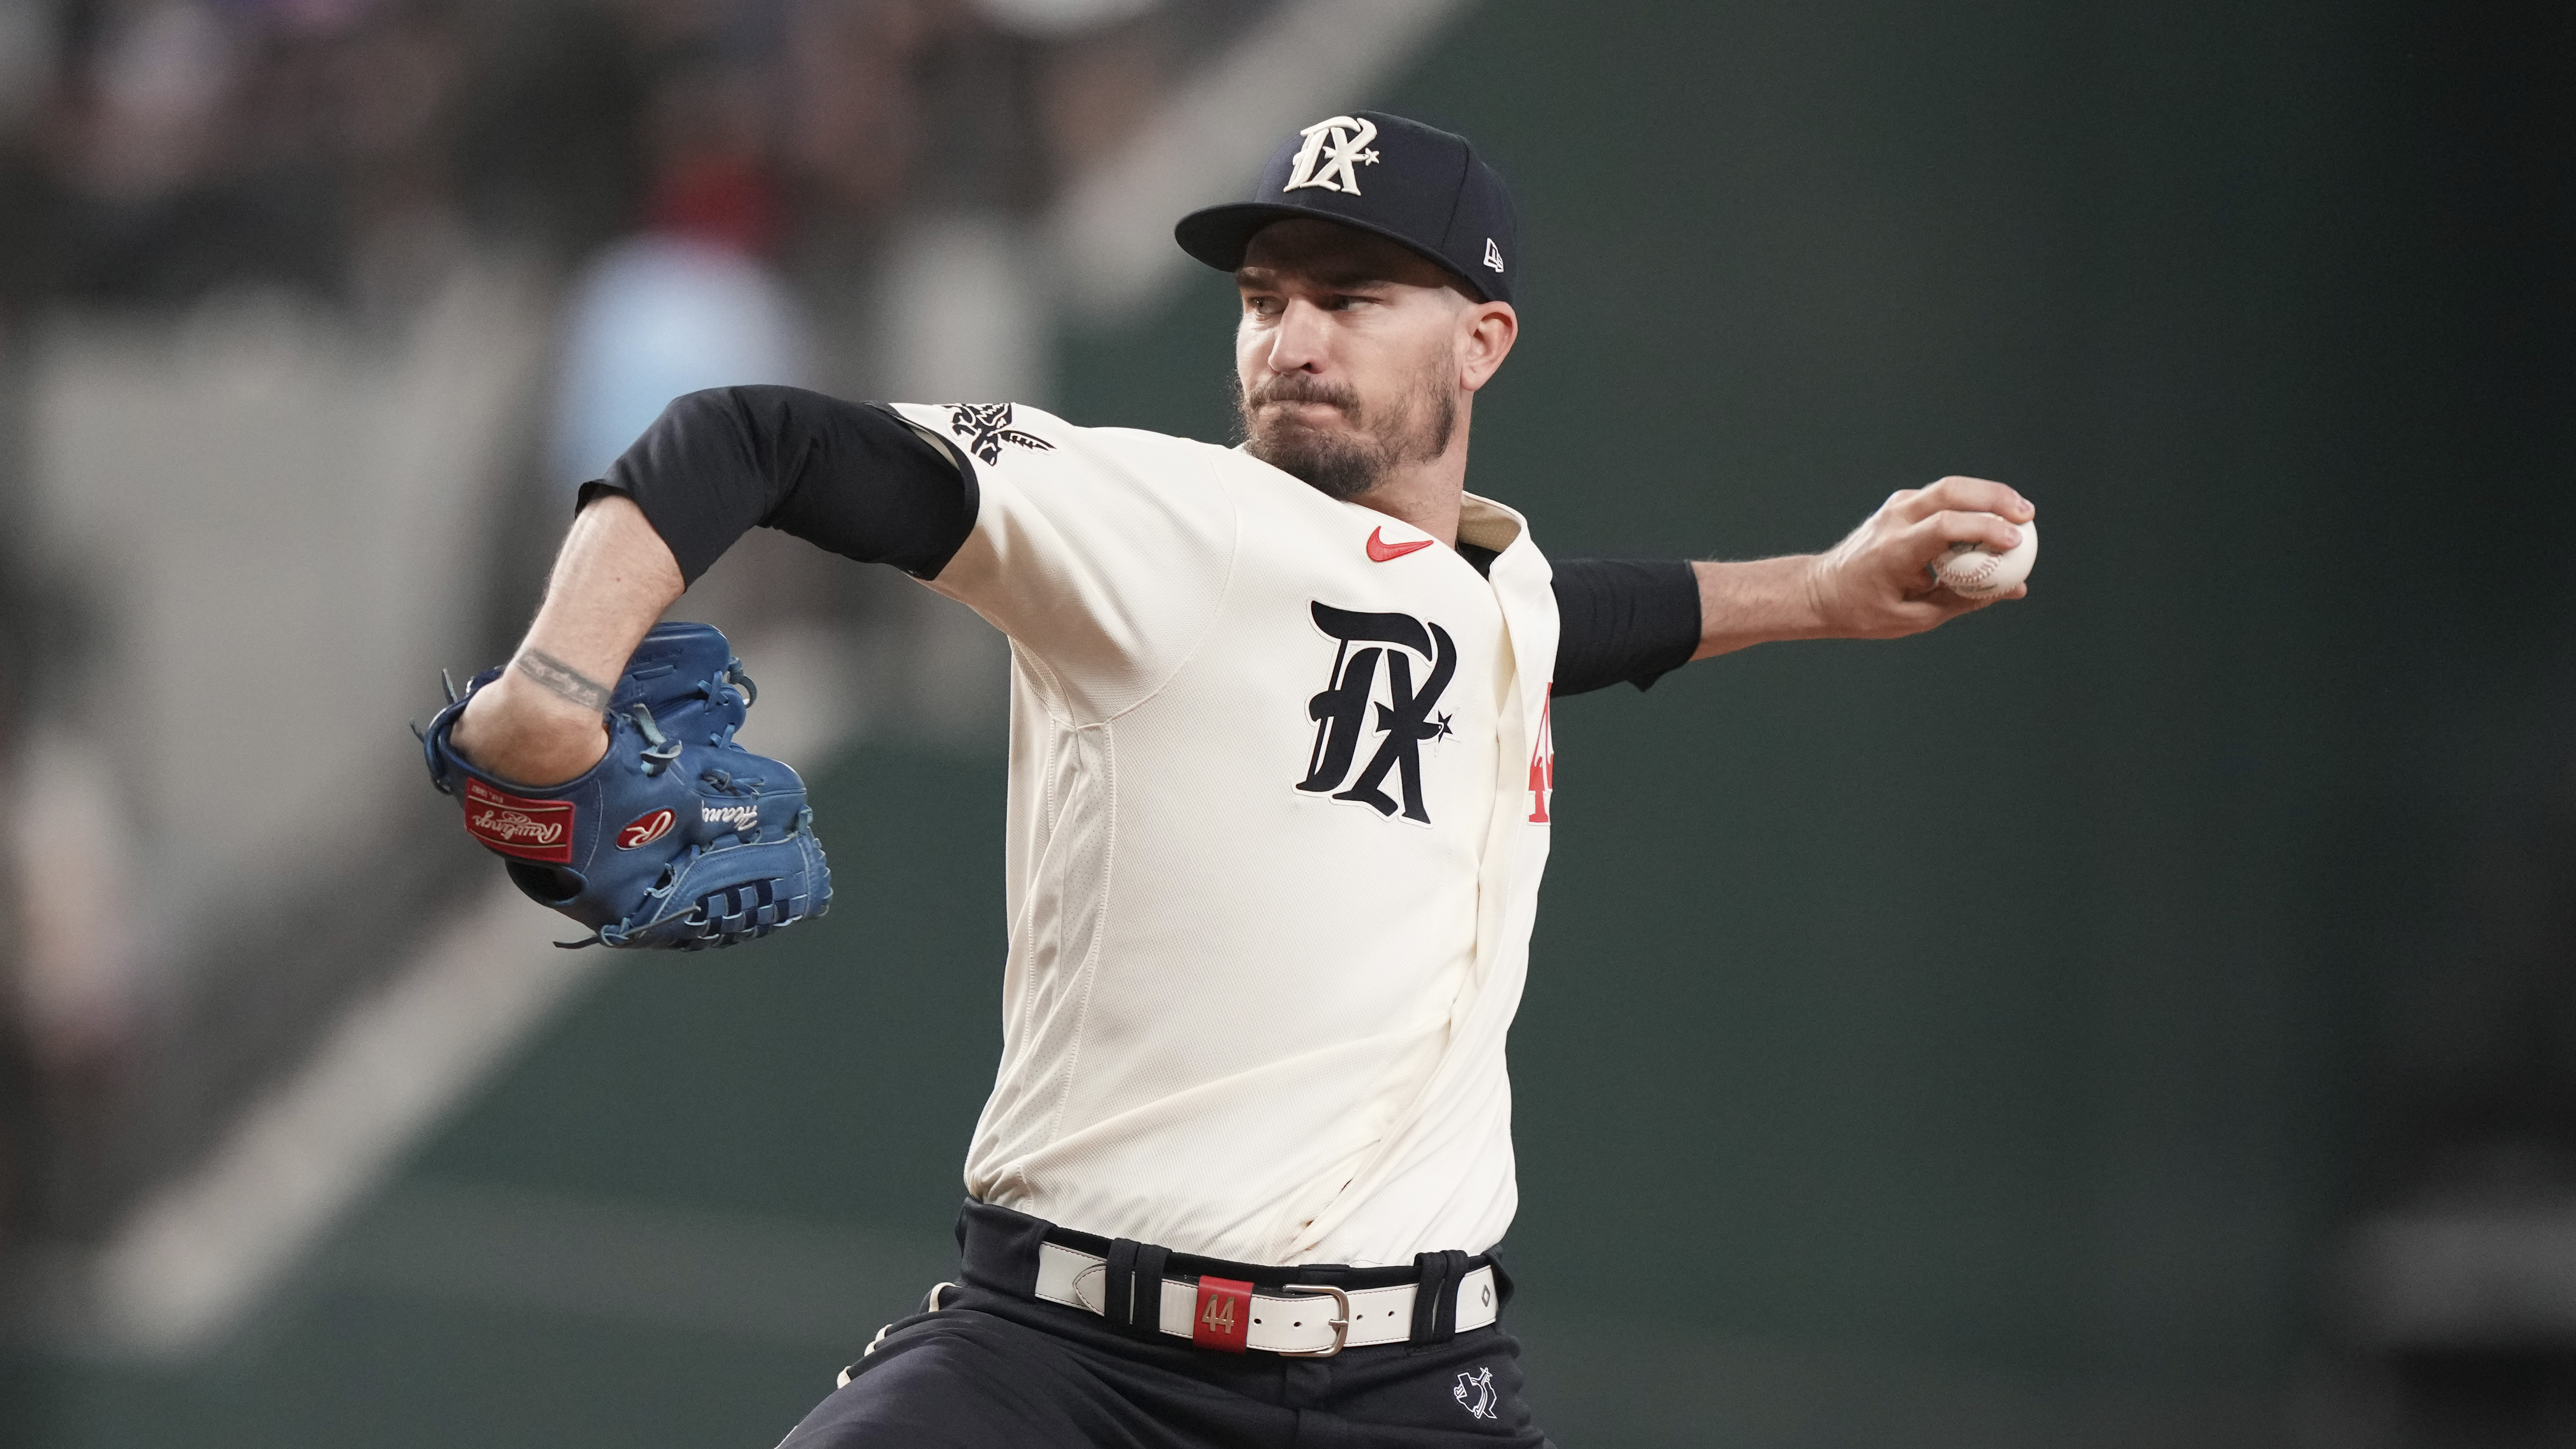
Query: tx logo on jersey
944,403,1054,465
1298,602,1455,824
1452,1367,1498,1420
1282,115,1380,195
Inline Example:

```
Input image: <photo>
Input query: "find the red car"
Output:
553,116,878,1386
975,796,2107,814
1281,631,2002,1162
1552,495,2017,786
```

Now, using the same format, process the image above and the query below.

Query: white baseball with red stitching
1932,519,2038,600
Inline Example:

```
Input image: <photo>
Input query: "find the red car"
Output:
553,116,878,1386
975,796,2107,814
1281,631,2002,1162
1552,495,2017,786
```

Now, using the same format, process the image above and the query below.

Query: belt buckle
1274,1283,1351,1358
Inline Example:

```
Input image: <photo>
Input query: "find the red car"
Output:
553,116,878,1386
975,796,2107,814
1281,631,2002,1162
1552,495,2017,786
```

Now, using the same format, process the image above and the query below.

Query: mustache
1245,375,1361,416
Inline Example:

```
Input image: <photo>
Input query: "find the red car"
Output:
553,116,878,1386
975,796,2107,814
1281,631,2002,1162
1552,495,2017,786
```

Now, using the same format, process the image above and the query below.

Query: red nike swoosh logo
1366,527,1434,563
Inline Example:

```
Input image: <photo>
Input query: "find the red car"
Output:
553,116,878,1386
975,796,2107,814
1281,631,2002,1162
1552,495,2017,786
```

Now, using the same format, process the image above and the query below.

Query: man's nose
1264,298,1332,373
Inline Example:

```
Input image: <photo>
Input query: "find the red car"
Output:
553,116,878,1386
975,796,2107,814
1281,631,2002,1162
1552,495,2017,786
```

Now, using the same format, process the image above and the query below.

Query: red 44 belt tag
1193,1276,1252,1353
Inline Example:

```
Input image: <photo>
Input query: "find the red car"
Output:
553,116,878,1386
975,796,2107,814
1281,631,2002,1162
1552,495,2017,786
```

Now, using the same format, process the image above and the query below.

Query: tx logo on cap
1283,115,1381,195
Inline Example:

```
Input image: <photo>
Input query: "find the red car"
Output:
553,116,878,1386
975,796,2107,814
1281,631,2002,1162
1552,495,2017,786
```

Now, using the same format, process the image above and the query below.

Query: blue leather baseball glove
420,622,831,949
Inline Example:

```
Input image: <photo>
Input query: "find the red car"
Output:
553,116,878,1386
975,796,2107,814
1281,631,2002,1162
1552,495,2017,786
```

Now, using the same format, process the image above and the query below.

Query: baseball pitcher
424,111,2033,1446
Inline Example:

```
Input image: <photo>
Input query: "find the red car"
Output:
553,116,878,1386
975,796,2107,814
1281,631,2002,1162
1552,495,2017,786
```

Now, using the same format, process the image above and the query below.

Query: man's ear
1459,300,1518,392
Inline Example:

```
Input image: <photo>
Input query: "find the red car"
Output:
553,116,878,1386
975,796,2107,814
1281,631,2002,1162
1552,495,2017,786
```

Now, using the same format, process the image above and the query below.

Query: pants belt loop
1104,1239,1140,1335
1133,1244,1170,1337
1103,1238,1169,1340
1409,1249,1470,1345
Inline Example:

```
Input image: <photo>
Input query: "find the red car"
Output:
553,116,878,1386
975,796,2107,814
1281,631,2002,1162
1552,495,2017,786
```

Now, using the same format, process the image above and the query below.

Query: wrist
1793,553,1842,638
1693,554,1836,658
450,672,610,787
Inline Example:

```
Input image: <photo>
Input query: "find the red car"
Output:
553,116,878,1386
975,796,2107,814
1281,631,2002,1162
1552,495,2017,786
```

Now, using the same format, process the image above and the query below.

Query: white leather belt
1033,1241,1497,1356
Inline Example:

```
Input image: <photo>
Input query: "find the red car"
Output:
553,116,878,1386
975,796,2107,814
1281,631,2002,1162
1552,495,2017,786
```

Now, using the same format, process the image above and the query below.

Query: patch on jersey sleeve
943,403,1054,465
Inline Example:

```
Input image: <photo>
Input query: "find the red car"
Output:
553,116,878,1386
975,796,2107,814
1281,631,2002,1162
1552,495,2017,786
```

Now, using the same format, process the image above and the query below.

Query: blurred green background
18,0,2573,1444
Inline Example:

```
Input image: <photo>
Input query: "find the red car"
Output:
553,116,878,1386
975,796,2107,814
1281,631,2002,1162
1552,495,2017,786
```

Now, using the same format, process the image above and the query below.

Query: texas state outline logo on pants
1453,1366,1498,1420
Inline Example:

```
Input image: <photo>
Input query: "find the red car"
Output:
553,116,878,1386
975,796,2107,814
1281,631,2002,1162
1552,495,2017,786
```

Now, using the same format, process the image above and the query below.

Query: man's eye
1247,296,1282,317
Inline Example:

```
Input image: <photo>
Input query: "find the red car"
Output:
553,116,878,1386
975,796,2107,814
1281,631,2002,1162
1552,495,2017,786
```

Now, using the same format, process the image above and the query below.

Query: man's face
1233,220,1474,502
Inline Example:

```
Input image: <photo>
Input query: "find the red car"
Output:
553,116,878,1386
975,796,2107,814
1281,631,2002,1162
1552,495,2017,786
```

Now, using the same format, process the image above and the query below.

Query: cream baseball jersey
889,401,1559,1268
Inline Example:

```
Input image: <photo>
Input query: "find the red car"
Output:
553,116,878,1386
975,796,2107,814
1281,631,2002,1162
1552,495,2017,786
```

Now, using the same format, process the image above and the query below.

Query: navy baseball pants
774,1203,1556,1449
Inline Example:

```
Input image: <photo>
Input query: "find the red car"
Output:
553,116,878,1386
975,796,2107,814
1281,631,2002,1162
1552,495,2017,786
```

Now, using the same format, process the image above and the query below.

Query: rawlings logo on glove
616,809,676,850
465,781,576,860
420,622,833,949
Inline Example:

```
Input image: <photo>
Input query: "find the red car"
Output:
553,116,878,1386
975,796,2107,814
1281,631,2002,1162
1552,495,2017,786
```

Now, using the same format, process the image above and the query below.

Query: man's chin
1247,428,1384,502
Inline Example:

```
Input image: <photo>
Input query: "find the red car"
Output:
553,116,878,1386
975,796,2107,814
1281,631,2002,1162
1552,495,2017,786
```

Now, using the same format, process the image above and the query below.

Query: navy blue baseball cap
1175,112,1520,305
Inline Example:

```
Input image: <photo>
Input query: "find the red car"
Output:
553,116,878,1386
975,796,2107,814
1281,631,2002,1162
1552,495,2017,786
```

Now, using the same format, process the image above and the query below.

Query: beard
1235,356,1457,502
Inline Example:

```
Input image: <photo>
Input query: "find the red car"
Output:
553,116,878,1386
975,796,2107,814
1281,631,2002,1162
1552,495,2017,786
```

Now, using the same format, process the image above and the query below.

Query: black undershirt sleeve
1547,557,1703,696
582,385,977,586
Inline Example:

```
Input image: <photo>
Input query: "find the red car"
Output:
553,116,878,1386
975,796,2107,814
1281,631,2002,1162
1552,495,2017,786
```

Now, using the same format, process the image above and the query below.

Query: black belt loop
1409,1249,1471,1344
1102,1238,1169,1339
1133,1243,1170,1337
1104,1239,1140,1335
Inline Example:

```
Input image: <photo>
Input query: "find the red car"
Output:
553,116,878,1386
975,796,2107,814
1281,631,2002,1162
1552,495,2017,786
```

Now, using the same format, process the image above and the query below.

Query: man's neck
1354,409,1473,548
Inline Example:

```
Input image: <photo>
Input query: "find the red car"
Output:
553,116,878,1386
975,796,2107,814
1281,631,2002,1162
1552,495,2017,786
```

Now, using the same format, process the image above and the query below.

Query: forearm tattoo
515,650,611,713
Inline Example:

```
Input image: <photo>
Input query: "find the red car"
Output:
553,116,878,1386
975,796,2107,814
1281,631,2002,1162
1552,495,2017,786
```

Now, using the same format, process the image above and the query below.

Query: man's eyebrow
1235,263,1401,290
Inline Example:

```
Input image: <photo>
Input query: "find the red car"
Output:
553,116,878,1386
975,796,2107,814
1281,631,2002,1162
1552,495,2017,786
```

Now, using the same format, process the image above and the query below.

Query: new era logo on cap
1173,111,1521,305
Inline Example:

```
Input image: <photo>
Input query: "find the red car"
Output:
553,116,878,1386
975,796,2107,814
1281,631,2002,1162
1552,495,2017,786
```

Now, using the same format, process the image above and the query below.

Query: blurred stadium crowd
0,0,1278,1300
0,0,1225,308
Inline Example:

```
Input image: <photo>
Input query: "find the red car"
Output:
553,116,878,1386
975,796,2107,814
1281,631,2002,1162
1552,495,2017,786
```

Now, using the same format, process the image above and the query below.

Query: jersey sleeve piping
1005,633,1077,731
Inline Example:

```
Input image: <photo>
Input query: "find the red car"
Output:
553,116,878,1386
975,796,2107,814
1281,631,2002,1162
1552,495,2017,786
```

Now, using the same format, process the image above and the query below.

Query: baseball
1931,518,2037,599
